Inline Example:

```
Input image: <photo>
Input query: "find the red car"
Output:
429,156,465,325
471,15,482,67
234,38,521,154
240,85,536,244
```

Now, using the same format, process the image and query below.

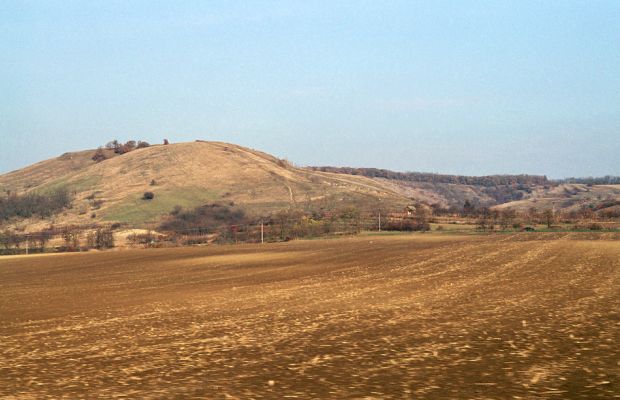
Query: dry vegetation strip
0,234,618,399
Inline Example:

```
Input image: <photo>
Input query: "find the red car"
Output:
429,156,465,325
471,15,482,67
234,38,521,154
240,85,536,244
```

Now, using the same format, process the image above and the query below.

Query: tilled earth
0,233,618,399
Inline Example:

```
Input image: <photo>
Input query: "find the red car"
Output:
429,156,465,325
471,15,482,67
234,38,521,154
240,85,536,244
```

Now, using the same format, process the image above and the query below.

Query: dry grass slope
0,142,407,228
2,141,619,229
494,183,620,214
0,149,108,193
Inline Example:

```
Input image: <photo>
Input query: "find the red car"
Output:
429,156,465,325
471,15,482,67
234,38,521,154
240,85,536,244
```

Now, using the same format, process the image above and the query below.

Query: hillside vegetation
1,141,619,230
311,166,620,215
0,141,406,229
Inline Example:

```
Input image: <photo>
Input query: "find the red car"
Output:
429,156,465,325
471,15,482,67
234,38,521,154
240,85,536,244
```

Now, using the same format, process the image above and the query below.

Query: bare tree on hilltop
101,139,150,156
91,147,107,162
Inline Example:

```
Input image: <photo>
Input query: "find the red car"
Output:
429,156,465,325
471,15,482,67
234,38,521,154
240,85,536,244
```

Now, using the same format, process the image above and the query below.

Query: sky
1,1,619,178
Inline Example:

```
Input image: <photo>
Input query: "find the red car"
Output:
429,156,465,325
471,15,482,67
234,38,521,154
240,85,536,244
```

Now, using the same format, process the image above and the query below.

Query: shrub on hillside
382,219,430,232
127,231,160,247
588,223,604,231
0,230,20,254
91,148,107,162
0,188,72,220
159,203,247,233
86,228,115,249
276,158,291,168
573,223,605,231
143,192,155,200
61,226,81,252
103,139,150,155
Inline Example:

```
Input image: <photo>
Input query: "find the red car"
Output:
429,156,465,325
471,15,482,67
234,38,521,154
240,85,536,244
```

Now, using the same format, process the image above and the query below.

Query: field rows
1,234,619,398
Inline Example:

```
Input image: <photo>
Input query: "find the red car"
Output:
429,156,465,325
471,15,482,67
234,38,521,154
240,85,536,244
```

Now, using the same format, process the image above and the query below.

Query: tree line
553,176,620,185
0,188,71,221
309,166,549,187
91,140,151,162
0,225,115,255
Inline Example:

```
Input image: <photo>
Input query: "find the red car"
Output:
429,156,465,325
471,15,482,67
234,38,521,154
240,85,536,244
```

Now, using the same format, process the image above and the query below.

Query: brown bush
91,148,107,162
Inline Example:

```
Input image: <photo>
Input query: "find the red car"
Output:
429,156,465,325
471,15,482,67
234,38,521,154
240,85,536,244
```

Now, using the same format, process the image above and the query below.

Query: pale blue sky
1,1,619,178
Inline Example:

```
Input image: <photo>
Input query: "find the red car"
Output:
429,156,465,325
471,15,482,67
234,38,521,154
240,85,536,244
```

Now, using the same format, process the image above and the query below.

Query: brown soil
0,234,618,399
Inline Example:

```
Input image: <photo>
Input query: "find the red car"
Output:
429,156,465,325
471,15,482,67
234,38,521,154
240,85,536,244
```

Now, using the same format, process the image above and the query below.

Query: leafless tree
91,147,107,162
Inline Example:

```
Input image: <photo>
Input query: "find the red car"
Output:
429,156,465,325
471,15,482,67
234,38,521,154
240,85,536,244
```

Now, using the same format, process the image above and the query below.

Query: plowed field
1,233,618,399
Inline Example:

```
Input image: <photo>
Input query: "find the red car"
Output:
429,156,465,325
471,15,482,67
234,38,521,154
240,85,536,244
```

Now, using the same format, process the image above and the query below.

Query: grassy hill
2,141,619,231
0,141,408,229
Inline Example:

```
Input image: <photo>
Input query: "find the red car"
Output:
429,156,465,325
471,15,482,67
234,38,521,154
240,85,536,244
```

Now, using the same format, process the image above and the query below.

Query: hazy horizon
2,1,619,178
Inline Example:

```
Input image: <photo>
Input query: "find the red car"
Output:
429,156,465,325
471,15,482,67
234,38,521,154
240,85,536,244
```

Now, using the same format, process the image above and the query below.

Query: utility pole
260,220,264,244
25,236,29,255
378,212,381,232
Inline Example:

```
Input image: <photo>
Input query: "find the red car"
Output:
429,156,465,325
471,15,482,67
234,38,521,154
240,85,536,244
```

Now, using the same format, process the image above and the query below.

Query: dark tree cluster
309,166,549,187
104,139,150,155
0,224,120,254
555,176,620,185
0,188,71,220
477,185,527,204
91,148,108,162
592,199,620,211
159,203,247,233
86,228,115,249
0,229,53,254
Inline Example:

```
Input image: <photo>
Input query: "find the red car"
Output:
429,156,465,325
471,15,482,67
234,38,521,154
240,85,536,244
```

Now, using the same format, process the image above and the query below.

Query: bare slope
4,141,617,229
311,167,620,213
493,183,620,214
0,142,407,227
1,234,618,398
0,149,117,193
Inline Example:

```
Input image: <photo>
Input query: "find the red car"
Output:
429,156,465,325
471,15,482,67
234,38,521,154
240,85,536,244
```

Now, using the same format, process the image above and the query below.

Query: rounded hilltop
0,140,404,228
2,140,618,230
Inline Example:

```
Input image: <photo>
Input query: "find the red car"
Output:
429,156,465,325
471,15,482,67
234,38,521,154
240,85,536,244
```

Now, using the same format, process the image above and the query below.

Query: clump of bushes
143,192,155,200
91,148,108,162
127,231,162,248
0,229,54,255
382,219,430,232
159,203,247,233
104,139,150,155
587,223,604,231
573,223,605,231
60,226,81,252
0,188,71,221
276,158,291,168
86,228,115,249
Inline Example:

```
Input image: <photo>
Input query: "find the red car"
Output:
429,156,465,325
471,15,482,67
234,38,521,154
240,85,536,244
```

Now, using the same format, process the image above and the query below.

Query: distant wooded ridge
308,167,550,187
554,176,620,185
309,167,620,187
